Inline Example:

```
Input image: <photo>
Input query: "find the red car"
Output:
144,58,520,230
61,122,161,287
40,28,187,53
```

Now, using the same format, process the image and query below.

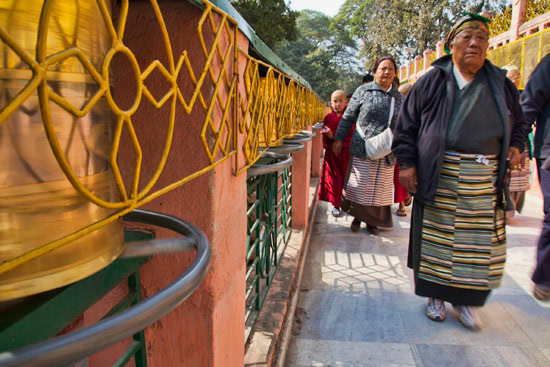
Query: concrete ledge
244,177,320,367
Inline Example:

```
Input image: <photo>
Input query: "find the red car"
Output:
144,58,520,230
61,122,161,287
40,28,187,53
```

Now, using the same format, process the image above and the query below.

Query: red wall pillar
311,127,323,177
291,130,312,230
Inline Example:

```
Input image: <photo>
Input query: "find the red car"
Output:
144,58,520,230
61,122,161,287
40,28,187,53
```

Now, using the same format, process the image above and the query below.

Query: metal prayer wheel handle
312,122,324,130
247,153,293,177
267,142,305,154
283,132,313,144
297,130,316,137
0,209,211,367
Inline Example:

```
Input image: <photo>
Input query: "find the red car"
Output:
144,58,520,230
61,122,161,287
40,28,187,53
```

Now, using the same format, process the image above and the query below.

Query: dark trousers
534,159,550,287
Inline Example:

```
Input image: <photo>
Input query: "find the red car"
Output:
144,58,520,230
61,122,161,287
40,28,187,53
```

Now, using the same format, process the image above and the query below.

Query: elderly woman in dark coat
392,14,527,330
332,57,402,235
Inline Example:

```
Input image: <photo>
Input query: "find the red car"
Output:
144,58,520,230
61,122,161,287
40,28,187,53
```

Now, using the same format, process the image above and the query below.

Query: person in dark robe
394,82,413,216
392,14,527,330
502,63,532,218
318,90,353,217
522,54,550,301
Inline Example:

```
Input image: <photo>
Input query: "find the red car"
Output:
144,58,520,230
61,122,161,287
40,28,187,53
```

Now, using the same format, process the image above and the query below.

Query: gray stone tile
411,344,549,367
540,348,550,361
286,339,415,367
495,295,550,347
294,289,409,343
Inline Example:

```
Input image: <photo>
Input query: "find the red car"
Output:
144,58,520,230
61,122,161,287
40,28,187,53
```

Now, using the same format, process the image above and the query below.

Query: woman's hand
332,140,342,156
321,127,334,139
399,167,417,193
507,147,521,170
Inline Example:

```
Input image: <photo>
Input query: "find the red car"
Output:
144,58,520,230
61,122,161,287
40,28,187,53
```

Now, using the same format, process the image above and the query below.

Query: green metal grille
245,157,292,342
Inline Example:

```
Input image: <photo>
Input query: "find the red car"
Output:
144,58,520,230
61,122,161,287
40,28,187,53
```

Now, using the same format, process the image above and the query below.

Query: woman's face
507,70,521,88
375,59,396,90
450,22,488,75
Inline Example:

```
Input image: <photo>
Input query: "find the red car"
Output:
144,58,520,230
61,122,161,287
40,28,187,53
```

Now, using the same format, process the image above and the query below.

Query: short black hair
362,74,374,83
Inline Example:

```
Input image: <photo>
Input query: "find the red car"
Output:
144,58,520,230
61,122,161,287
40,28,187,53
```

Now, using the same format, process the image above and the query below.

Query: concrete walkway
285,194,550,366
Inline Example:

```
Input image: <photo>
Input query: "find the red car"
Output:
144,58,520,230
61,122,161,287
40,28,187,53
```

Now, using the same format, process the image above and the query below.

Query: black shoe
366,224,379,235
350,218,361,232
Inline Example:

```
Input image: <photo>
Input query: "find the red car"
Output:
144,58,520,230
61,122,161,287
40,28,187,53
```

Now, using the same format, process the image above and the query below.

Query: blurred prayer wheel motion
0,0,124,301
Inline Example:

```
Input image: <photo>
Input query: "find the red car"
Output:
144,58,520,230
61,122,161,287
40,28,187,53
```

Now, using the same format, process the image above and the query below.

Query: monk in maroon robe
318,90,354,217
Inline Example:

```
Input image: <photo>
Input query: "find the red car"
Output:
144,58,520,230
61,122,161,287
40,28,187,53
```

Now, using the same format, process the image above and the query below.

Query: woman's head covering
502,62,519,73
444,13,491,54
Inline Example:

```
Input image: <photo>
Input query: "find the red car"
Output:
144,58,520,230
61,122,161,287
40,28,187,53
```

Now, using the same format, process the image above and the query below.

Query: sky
288,0,346,16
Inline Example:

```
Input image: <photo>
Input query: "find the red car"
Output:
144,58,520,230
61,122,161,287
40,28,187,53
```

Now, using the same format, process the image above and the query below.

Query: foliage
333,0,512,69
231,0,298,48
274,10,365,101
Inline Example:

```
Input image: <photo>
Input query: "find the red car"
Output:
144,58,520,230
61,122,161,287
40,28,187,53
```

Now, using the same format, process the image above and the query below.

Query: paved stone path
286,194,550,366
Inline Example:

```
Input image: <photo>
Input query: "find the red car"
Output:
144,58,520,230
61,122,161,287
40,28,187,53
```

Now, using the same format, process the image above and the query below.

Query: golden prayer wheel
0,0,124,301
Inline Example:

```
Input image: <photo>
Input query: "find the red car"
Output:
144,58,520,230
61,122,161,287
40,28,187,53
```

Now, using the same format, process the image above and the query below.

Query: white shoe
454,305,483,330
331,207,341,217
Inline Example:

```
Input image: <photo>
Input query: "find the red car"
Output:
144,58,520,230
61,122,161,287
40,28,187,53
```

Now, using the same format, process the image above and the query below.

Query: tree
333,0,512,69
231,0,298,49
275,10,365,101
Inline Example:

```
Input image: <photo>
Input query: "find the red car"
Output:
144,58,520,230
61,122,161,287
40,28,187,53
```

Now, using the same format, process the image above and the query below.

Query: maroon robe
318,110,354,208
394,163,409,203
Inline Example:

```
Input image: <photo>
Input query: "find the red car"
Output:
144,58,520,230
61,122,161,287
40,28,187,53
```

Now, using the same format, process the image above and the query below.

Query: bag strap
356,95,396,140
387,97,395,127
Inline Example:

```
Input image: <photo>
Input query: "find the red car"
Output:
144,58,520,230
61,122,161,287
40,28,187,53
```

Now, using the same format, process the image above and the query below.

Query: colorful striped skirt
509,154,530,193
341,156,394,227
418,152,506,291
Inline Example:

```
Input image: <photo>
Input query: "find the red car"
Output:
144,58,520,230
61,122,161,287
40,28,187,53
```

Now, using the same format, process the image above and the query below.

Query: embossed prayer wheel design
0,0,124,301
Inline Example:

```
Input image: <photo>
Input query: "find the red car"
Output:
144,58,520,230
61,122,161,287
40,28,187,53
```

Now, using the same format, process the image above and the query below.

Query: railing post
414,56,422,79
511,0,527,41
291,127,313,229
406,61,412,81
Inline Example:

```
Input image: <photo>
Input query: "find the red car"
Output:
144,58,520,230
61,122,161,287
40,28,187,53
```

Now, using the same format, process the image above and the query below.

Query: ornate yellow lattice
0,0,323,277
236,49,325,174
489,6,512,37
526,0,550,22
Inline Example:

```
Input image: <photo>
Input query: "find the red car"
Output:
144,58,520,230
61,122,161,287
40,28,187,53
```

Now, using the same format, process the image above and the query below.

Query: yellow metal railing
487,26,550,88
0,0,324,276
236,50,325,174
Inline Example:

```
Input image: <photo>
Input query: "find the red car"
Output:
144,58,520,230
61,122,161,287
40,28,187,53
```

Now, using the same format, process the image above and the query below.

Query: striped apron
344,156,393,207
418,151,506,291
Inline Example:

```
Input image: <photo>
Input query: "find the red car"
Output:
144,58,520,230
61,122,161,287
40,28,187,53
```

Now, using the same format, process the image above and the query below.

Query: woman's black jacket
392,55,529,207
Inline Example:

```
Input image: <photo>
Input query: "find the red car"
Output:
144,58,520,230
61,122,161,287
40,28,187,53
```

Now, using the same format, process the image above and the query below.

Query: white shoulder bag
356,96,395,160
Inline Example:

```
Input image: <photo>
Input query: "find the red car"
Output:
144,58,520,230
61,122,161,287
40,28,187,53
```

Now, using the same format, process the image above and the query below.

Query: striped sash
419,151,506,291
